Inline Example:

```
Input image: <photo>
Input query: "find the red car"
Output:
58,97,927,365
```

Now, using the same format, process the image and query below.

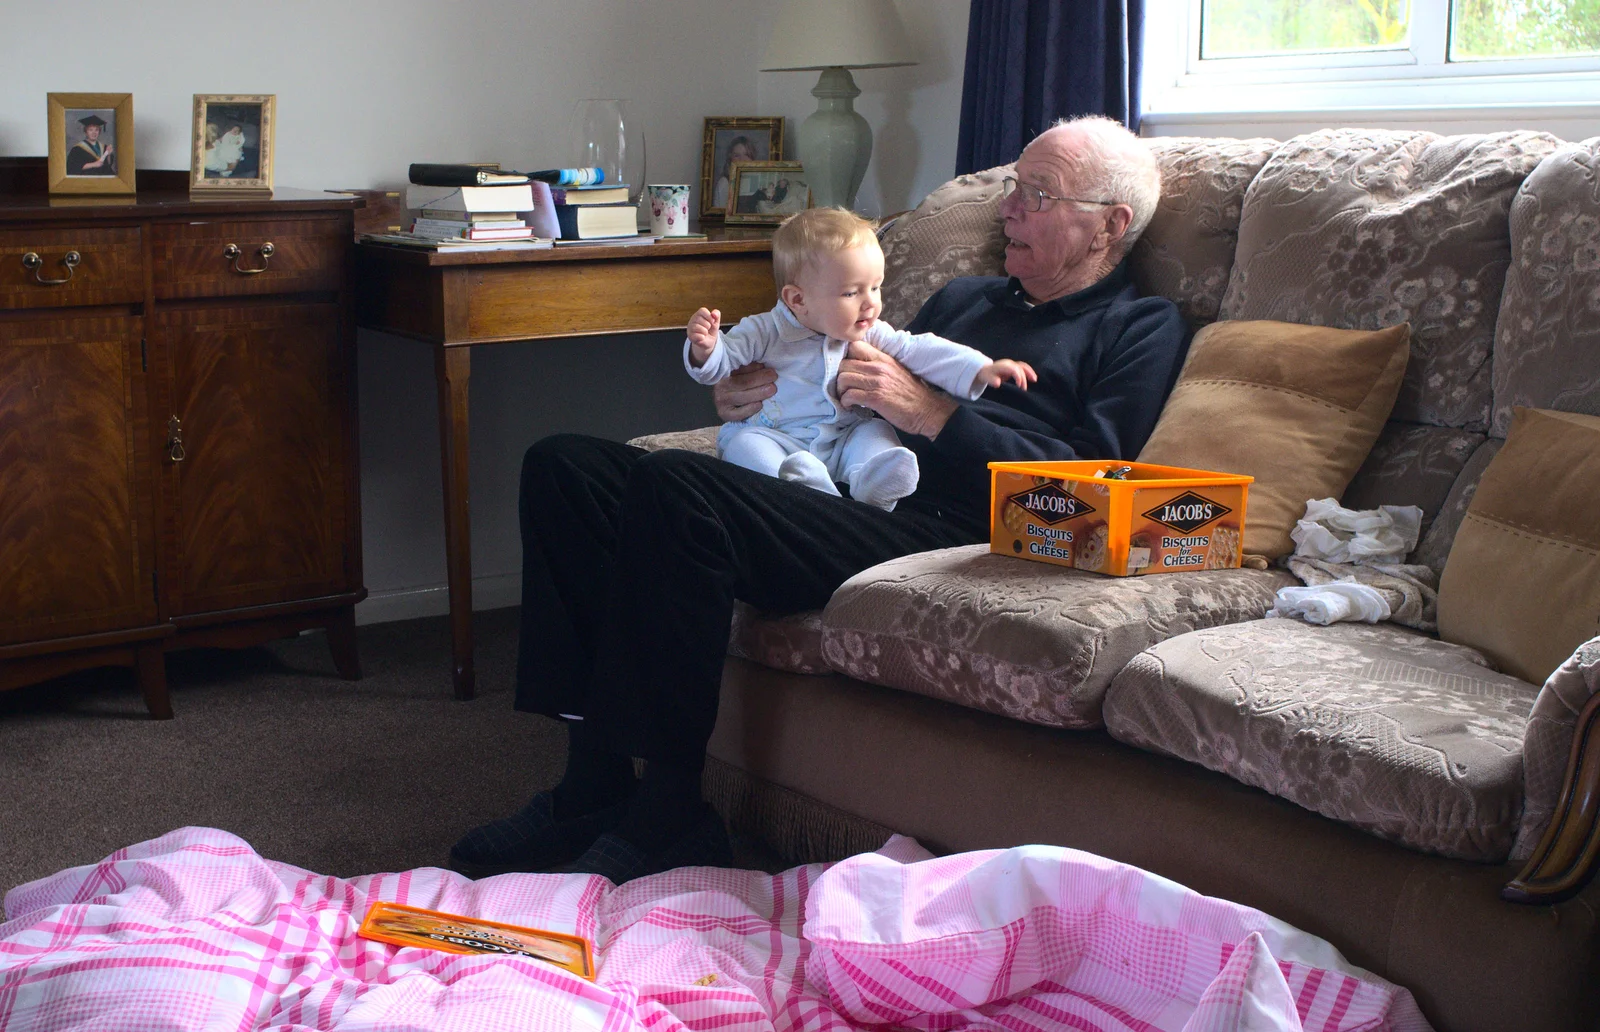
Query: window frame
1143,0,1600,118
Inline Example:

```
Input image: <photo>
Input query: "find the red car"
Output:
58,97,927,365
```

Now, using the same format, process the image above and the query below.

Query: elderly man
451,115,1188,883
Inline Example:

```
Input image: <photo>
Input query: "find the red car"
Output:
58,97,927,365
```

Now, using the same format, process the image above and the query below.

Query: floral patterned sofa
633,130,1600,1032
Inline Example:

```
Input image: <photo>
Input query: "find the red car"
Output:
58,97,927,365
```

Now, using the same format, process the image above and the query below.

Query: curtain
955,0,1144,176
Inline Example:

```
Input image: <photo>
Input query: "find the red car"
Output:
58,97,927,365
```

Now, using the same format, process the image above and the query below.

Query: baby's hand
687,307,721,365
978,359,1037,391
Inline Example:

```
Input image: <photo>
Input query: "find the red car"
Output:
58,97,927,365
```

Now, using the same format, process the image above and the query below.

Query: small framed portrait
47,93,136,195
190,95,275,193
724,161,811,226
699,116,784,222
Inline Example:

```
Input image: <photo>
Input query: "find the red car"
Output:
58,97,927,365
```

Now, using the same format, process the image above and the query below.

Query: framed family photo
724,161,811,226
190,94,275,193
699,116,783,221
47,93,136,195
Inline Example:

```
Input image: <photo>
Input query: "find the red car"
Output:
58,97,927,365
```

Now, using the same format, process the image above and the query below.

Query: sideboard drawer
152,217,345,300
0,227,143,309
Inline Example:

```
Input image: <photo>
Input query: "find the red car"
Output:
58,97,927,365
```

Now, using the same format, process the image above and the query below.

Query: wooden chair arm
1503,690,1600,904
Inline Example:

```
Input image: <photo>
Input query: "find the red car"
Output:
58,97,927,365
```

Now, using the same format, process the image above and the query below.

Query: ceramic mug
647,184,691,236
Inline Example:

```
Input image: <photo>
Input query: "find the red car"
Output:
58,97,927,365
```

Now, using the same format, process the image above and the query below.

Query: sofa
633,130,1600,1032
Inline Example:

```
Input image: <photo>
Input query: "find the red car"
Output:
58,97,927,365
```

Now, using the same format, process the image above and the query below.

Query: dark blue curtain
955,0,1144,175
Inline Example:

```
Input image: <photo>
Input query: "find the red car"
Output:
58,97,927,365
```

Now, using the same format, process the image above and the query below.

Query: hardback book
549,184,630,205
463,225,535,240
357,901,594,979
554,202,640,240
362,232,553,253
416,209,527,226
404,182,535,214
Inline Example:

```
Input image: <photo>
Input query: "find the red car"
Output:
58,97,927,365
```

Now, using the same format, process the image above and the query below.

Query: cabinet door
0,314,156,645
153,302,351,617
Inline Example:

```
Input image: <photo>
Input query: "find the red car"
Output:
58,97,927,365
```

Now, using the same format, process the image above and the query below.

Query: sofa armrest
1505,635,1600,904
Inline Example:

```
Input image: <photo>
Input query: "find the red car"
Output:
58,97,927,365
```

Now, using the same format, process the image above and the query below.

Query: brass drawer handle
167,415,185,463
223,241,274,275
21,250,81,285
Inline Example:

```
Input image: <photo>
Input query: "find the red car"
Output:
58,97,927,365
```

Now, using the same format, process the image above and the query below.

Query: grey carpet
0,607,779,903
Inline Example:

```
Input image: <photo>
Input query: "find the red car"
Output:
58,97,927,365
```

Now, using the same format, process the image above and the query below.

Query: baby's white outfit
683,301,993,509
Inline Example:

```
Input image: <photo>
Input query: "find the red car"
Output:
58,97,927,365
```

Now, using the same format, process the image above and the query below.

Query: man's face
999,132,1114,294
83,124,101,143
787,243,885,343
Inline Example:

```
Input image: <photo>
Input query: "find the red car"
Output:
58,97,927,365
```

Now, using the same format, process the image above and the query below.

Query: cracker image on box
989,460,1252,576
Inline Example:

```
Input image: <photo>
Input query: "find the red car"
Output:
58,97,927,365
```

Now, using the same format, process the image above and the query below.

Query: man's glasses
1001,176,1116,213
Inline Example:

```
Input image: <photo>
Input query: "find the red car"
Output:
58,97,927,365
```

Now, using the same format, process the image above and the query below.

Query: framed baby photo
724,161,811,226
699,116,784,221
47,93,136,195
190,94,275,193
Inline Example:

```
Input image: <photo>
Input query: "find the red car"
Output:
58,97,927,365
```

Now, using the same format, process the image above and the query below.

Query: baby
685,207,1034,510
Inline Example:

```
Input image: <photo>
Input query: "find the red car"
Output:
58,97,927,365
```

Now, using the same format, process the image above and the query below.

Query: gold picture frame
48,93,136,195
724,161,811,226
190,94,275,193
699,116,784,222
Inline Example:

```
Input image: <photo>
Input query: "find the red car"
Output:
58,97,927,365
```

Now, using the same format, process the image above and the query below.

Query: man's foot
777,451,841,496
448,791,628,879
560,804,734,884
848,447,918,510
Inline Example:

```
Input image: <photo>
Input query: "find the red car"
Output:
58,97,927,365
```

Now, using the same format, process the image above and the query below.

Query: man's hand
714,362,777,422
686,307,721,367
836,339,960,440
976,359,1037,391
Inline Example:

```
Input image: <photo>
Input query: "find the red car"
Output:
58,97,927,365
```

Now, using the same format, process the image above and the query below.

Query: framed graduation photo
47,93,136,195
190,94,275,193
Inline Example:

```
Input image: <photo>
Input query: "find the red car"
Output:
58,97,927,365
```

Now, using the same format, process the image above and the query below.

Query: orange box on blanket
989,460,1253,576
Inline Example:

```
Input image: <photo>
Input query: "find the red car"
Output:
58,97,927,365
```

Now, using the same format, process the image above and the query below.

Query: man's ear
780,283,805,311
1095,204,1135,253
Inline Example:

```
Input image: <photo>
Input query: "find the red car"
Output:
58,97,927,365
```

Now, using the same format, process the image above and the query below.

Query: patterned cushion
1410,438,1502,576
1339,421,1486,550
626,426,720,456
1220,129,1561,431
729,602,830,676
1514,635,1600,861
1130,137,1278,331
819,544,1294,729
1492,137,1600,437
1104,620,1538,862
878,166,1011,330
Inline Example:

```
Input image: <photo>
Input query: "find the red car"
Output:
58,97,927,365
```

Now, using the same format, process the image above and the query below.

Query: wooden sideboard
0,164,365,716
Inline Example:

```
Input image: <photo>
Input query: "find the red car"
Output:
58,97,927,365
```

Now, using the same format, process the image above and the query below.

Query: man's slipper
560,805,734,885
448,792,628,879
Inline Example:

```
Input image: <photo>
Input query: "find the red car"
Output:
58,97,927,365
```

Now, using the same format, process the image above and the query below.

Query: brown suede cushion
1438,407,1600,683
1137,320,1411,558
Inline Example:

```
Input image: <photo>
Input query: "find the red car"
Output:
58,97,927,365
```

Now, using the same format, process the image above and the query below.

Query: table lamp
760,0,917,210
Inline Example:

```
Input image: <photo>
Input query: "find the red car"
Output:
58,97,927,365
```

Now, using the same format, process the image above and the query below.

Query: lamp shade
760,0,918,71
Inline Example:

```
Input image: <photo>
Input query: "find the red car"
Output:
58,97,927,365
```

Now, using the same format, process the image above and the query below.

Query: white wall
1,0,972,625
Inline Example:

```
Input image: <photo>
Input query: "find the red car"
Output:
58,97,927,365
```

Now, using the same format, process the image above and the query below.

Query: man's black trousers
514,434,982,769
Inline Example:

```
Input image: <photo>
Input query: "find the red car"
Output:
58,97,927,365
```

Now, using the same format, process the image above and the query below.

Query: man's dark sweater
899,260,1189,536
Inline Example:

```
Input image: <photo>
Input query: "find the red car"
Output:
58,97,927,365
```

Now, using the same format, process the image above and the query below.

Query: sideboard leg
136,644,173,719
327,606,362,681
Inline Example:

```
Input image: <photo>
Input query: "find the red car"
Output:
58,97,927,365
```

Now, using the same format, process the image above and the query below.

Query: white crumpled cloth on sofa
1270,499,1438,630
0,827,1430,1031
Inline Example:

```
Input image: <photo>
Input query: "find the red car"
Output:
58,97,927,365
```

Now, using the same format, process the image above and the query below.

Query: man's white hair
1031,115,1161,253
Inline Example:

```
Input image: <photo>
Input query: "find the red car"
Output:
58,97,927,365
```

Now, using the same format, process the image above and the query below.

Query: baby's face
789,243,884,343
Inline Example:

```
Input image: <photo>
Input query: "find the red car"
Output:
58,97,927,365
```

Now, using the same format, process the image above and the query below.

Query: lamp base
795,67,871,211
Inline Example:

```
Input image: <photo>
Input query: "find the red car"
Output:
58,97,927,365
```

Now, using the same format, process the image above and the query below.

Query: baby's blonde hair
771,207,879,289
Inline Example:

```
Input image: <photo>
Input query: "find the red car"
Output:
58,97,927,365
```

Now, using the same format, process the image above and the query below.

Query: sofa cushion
878,165,1011,329
1130,137,1278,331
1492,137,1600,437
1411,437,1503,576
1136,319,1411,558
1220,129,1560,431
1438,407,1600,684
729,602,830,675
1338,422,1485,551
819,543,1294,729
1103,619,1537,862
627,426,720,456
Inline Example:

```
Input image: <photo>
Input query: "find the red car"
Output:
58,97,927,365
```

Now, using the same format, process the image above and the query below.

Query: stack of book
550,182,639,242
392,181,555,251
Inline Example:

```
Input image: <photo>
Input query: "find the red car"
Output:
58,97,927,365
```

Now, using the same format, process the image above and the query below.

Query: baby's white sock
778,451,841,496
848,447,919,511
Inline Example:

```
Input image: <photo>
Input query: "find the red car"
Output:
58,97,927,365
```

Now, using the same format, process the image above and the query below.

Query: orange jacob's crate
989,460,1254,576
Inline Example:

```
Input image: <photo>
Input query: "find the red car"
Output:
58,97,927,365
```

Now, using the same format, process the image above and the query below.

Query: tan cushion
1104,619,1538,863
1137,320,1411,558
878,165,1011,330
1438,407,1600,683
819,543,1294,728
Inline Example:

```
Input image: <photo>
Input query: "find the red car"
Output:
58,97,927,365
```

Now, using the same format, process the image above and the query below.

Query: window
1142,0,1600,116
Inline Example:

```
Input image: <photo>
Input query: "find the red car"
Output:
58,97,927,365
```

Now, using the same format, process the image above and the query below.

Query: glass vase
569,98,646,203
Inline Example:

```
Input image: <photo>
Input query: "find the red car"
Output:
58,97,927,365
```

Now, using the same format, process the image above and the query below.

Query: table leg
435,345,475,700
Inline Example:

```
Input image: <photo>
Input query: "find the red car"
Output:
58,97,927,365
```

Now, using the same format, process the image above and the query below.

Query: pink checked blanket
0,827,1430,1031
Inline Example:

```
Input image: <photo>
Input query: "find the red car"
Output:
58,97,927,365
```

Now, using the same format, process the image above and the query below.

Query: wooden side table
355,230,775,699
